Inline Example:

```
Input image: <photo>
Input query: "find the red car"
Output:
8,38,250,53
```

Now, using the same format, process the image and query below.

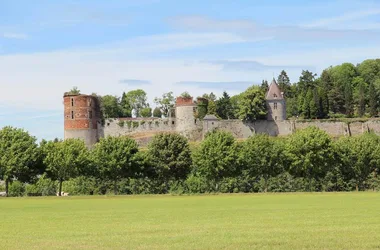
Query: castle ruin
64,79,380,147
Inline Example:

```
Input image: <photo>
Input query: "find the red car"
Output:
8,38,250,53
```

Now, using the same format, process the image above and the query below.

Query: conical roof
265,78,283,100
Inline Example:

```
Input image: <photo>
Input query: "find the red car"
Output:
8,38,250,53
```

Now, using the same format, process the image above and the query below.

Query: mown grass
1,193,380,249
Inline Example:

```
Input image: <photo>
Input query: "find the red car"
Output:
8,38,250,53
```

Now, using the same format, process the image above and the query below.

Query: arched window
274,103,278,109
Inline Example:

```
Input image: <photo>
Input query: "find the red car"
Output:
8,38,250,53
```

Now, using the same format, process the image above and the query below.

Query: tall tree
277,70,291,97
0,127,39,196
192,130,239,187
101,95,122,118
238,86,267,121
43,139,89,196
357,81,366,117
369,81,378,117
91,136,139,195
120,92,132,117
261,80,269,93
147,133,192,182
344,82,354,117
335,133,380,191
154,92,175,117
298,70,317,93
285,126,334,191
216,91,233,119
240,135,284,192
125,89,148,117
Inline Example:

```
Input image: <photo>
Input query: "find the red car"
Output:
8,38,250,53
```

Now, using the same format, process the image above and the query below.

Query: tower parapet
63,93,100,148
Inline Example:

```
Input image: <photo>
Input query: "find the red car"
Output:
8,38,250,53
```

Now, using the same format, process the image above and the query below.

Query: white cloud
303,9,380,28
169,16,380,41
2,33,28,39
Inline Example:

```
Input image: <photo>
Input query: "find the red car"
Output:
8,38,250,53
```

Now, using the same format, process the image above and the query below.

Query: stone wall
202,119,380,139
100,118,175,138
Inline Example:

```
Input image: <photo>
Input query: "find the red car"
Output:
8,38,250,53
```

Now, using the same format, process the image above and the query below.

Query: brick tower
63,93,100,148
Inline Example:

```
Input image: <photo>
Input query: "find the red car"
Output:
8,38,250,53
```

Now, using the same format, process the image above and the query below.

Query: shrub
62,177,96,195
25,175,57,196
8,181,25,197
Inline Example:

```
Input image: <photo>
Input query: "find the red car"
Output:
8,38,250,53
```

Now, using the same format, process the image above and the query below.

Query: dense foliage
3,125,380,197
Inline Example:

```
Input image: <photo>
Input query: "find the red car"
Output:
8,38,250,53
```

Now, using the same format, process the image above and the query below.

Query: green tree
357,81,366,117
196,97,208,119
277,70,291,97
369,81,378,117
238,86,267,121
153,107,162,118
147,133,192,182
335,133,380,191
0,127,39,196
124,89,148,117
357,59,380,84
303,89,313,118
285,126,334,191
43,139,89,196
344,82,354,117
192,131,239,187
140,107,152,117
91,136,138,194
240,135,284,192
298,70,317,93
120,92,132,117
216,91,233,119
101,95,122,118
261,80,269,93
154,92,175,117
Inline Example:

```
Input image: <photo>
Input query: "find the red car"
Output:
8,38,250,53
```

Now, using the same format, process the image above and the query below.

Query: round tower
175,96,199,139
266,79,286,121
63,93,100,148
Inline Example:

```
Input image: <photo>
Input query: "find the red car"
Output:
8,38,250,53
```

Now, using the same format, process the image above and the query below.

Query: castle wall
100,118,176,138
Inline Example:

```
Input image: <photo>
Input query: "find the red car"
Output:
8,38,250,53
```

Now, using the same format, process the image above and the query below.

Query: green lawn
1,193,380,249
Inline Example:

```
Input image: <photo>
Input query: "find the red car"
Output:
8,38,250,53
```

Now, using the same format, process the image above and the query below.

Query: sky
1,0,380,140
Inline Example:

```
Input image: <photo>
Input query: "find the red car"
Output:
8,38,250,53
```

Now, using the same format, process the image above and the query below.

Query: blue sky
1,0,380,140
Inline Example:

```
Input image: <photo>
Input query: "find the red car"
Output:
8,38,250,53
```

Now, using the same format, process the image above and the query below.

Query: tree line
1,125,380,197
94,58,380,121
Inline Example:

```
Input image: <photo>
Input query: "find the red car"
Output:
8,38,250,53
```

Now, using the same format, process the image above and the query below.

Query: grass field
1,193,380,249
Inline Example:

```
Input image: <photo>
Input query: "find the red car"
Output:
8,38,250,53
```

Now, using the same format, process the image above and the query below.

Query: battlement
176,96,195,106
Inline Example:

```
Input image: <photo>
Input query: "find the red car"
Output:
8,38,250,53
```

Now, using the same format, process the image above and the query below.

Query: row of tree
275,59,380,119
2,126,380,196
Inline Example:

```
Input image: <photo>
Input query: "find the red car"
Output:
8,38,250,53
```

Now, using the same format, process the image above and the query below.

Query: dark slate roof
203,114,219,121
265,78,283,100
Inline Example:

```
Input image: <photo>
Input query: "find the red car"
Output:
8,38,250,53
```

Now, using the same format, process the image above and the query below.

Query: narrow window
172,121,175,125
71,111,74,119
275,116,277,120
89,111,93,119
71,98,74,107
88,99,92,107
274,103,277,109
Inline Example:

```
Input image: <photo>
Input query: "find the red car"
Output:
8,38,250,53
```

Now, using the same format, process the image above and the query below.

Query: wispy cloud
303,9,380,28
177,81,254,90
170,16,380,41
119,79,151,85
2,33,28,39
204,60,311,72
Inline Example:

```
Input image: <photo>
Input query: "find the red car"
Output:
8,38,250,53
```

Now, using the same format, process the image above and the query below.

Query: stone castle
64,79,380,147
